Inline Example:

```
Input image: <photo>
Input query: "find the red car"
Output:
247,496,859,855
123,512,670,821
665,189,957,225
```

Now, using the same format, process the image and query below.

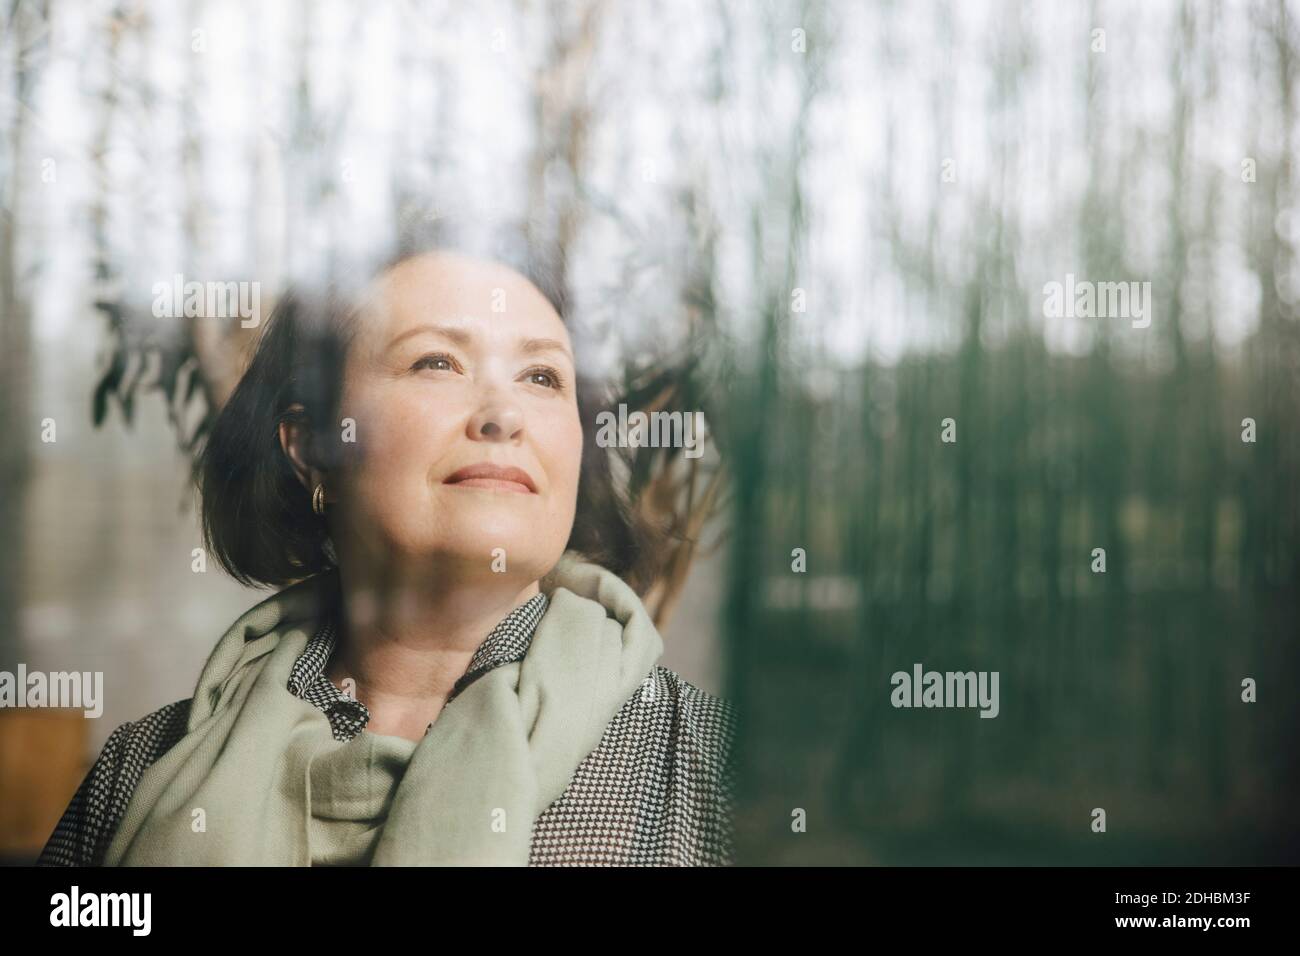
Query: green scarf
102,551,664,866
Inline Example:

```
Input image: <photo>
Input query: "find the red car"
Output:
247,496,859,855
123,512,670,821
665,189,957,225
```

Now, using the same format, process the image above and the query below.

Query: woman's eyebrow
519,337,574,364
386,323,473,351
385,324,572,364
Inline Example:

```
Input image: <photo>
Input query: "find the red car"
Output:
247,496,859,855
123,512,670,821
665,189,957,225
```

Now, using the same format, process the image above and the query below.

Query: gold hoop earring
312,483,326,516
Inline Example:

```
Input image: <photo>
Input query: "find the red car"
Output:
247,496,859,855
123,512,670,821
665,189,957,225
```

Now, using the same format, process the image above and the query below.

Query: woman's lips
446,476,533,493
442,463,537,494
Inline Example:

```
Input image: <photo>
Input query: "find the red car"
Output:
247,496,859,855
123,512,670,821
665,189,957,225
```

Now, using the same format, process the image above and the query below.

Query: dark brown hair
197,233,654,592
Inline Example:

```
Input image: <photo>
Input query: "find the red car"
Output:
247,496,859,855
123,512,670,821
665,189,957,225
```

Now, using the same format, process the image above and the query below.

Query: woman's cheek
350,388,453,470
538,422,582,499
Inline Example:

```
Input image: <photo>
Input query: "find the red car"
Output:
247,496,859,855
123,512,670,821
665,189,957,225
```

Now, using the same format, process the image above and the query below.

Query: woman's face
325,250,582,585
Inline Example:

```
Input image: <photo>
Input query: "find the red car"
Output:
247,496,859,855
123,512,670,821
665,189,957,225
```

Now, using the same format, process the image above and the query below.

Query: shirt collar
286,591,550,740
449,591,550,699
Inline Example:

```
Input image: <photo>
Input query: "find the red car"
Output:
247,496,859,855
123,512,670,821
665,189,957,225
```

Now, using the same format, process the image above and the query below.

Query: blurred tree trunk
0,0,50,665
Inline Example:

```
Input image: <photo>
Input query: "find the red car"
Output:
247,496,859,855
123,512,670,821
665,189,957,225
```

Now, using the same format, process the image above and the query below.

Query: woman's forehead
365,250,565,336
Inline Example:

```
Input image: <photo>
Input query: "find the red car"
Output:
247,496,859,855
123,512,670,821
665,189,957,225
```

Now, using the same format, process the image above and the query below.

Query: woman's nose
467,396,524,443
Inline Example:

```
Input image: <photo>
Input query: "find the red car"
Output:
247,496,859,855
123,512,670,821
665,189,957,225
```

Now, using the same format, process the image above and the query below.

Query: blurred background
1,0,1298,865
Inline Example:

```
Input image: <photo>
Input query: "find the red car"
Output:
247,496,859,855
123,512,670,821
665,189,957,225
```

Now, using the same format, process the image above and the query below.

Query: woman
37,240,737,866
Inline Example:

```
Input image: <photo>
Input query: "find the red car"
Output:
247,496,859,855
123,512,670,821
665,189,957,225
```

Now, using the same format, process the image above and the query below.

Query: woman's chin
425,516,552,565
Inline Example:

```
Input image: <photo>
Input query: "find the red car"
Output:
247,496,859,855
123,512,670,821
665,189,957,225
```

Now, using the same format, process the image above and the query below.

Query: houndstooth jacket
36,590,738,867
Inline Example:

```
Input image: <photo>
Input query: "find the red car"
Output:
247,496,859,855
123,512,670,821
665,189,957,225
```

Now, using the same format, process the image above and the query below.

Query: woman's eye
413,353,457,373
524,367,564,390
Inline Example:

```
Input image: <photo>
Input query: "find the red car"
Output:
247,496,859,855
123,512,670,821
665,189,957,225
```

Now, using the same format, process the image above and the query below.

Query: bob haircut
197,223,654,592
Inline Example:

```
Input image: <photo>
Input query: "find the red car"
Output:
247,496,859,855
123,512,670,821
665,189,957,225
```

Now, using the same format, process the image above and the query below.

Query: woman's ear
278,403,322,494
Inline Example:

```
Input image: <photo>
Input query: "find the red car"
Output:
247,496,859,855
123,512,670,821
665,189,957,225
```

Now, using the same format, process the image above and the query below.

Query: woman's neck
326,560,541,739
